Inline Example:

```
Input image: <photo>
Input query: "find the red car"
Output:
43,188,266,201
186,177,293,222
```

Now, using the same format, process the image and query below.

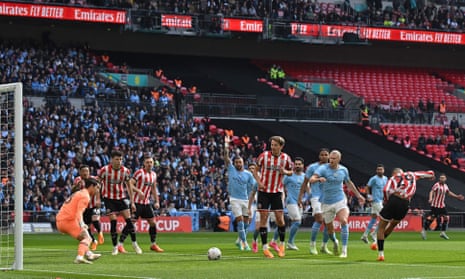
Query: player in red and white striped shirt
253,136,293,258
421,174,464,240
129,155,164,253
374,168,435,261
97,150,137,255
72,165,104,251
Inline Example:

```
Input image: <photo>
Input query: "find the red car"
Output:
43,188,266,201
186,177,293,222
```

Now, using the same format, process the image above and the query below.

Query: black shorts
380,195,410,221
430,207,448,217
133,203,155,219
103,198,130,214
83,207,101,225
257,192,283,211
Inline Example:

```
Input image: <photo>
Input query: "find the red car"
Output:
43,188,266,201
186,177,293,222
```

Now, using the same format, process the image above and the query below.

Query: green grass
3,231,465,279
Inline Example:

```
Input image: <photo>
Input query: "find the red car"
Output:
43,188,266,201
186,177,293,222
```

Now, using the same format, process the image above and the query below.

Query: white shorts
322,199,349,224
370,201,383,216
230,198,249,218
310,198,322,216
286,204,302,221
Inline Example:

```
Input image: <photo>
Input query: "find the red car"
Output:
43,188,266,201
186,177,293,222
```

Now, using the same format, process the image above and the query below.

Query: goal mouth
0,82,23,270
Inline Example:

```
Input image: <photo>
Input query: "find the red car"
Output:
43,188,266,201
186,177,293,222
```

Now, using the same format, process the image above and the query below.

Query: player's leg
231,199,245,250
242,215,251,250
268,212,280,252
124,204,142,254
92,208,104,244
272,192,286,258
252,208,260,253
439,212,450,240
59,219,101,264
375,218,389,261
362,213,377,243
84,209,97,251
365,201,382,243
322,203,339,256
104,199,121,255
257,192,273,258
286,204,301,250
274,209,286,257
147,214,164,252
335,202,350,258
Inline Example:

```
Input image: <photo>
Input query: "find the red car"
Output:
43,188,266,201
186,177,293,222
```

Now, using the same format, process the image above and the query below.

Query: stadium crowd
23,0,465,32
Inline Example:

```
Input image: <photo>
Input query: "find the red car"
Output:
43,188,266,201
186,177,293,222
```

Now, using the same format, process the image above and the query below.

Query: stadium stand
253,61,465,113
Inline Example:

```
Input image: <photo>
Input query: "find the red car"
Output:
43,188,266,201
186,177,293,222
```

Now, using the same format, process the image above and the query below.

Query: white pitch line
25,269,161,279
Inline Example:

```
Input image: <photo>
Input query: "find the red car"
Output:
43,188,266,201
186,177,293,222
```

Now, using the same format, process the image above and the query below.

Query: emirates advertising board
0,1,126,24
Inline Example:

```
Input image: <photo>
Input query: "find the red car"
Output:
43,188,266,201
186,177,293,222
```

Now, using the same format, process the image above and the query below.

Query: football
207,247,222,260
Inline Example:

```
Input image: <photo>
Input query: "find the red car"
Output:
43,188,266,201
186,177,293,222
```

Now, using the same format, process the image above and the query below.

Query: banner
101,73,149,87
290,22,464,45
99,216,192,233
22,222,54,233
161,14,192,28
0,1,126,24
222,18,263,33
332,214,422,232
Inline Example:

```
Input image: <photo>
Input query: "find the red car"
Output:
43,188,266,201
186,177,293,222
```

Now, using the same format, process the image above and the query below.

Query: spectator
450,116,459,131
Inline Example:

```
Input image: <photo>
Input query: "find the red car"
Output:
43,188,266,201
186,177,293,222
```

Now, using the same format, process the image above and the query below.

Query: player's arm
126,176,136,211
94,187,102,208
224,136,231,166
76,195,89,229
280,164,293,176
428,189,434,204
251,165,265,191
298,177,310,207
248,189,256,217
447,190,465,201
152,179,160,210
309,174,325,184
345,179,366,205
415,170,435,180
130,177,144,199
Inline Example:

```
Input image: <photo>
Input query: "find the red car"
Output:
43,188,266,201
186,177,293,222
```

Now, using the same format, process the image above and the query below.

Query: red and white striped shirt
430,182,449,208
132,168,158,205
73,175,99,208
384,170,434,201
98,165,131,200
257,151,293,193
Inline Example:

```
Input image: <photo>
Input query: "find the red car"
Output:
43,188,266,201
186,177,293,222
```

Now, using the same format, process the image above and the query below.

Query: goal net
0,82,23,270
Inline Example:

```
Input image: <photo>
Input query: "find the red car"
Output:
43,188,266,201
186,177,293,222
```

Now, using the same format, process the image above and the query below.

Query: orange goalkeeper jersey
56,189,90,222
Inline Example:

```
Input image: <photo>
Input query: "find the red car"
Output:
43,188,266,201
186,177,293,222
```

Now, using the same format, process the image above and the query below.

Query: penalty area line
24,269,161,279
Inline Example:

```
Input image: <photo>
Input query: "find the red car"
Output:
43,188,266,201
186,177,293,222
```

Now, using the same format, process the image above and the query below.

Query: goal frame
0,82,23,270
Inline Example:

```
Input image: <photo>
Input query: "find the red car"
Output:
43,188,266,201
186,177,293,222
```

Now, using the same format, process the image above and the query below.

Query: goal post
0,82,23,270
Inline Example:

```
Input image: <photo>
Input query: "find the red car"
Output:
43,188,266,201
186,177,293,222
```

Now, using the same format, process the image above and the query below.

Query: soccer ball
207,247,222,260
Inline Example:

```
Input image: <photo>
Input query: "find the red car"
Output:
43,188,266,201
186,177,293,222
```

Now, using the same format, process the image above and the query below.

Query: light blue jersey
315,163,351,204
284,172,305,205
367,175,387,203
227,162,255,200
305,162,324,200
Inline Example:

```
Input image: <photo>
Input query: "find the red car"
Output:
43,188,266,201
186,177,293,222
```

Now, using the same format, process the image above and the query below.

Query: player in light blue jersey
269,157,305,250
298,148,331,255
310,150,365,258
225,136,256,251
361,164,387,244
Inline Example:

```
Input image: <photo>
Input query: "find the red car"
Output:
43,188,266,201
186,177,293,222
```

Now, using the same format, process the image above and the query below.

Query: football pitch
4,231,465,279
